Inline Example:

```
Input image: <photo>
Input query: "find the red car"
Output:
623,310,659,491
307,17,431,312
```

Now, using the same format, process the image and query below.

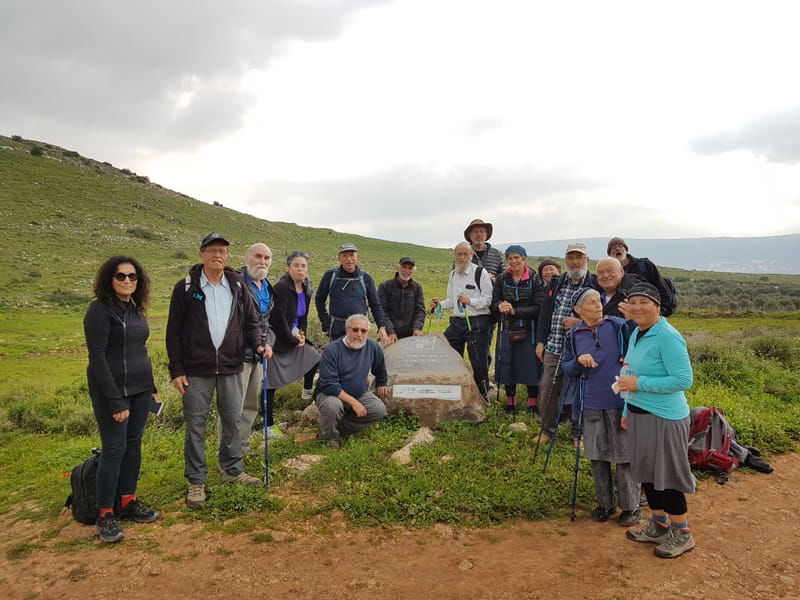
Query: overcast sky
2,0,799,247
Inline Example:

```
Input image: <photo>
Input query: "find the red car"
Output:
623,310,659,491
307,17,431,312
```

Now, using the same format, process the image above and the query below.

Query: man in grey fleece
314,314,389,448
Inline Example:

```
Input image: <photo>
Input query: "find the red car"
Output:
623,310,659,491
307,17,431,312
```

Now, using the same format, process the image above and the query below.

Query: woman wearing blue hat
491,245,544,415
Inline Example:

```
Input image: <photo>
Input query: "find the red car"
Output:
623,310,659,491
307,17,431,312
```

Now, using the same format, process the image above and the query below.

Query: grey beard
345,338,366,349
568,268,587,281
250,266,269,280
455,263,470,275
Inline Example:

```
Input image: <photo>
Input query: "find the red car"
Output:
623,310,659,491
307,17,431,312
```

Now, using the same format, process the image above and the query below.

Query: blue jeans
90,388,151,510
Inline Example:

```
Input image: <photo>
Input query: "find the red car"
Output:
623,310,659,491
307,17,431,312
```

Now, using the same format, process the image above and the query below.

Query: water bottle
619,362,634,401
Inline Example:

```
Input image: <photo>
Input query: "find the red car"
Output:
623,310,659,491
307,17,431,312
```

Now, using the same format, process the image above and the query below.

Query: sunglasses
114,272,138,282
348,327,369,334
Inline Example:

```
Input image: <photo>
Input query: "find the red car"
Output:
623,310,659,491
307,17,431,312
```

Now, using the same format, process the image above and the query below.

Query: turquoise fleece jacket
623,318,693,420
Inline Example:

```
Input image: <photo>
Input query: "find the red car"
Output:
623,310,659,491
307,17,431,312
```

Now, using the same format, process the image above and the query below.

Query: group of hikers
84,219,696,559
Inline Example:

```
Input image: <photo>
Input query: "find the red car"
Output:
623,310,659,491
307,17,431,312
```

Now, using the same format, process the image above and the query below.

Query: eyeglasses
203,247,229,255
348,327,369,334
591,331,601,348
114,272,138,282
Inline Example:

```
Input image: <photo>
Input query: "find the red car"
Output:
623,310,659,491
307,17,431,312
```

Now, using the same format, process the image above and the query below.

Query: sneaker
118,499,160,523
325,439,341,450
654,527,696,558
618,509,641,527
266,425,285,439
639,490,649,507
221,471,263,486
626,518,670,544
96,514,125,543
590,506,617,522
301,388,313,401
186,483,206,508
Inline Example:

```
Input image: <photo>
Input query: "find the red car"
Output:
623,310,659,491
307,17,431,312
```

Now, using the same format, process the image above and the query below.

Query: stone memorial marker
381,334,486,426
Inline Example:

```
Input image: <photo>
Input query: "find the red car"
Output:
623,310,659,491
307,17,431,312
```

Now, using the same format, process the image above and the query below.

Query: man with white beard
535,243,598,441
378,257,427,344
431,242,494,400
314,314,389,449
237,243,276,446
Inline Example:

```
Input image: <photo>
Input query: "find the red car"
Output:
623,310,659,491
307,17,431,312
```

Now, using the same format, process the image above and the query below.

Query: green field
1,134,798,535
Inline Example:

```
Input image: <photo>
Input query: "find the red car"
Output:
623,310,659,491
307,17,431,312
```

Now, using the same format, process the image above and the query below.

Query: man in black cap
166,233,267,508
607,237,675,316
315,243,389,343
378,257,427,344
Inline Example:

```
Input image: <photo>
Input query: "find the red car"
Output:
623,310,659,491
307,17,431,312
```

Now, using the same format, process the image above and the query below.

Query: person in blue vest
315,243,390,343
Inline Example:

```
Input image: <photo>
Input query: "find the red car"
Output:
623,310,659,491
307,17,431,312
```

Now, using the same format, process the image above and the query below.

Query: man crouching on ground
314,314,389,449
166,233,267,509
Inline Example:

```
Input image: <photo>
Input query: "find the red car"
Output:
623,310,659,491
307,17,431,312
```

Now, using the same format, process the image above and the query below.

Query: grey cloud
241,163,606,245
690,107,800,164
0,0,390,152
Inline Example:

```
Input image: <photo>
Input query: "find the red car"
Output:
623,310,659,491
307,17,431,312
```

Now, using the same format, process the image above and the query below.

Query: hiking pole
542,385,570,473
569,377,587,521
460,300,490,404
532,353,562,465
495,316,507,408
261,355,270,489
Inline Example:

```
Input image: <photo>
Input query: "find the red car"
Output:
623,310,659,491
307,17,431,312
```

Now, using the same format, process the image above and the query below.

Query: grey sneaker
96,514,124,543
186,483,206,508
301,388,313,401
221,471,263,486
654,527,696,558
618,509,641,527
626,518,670,544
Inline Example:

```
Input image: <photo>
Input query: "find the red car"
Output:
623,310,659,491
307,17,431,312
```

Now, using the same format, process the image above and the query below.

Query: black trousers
444,315,490,397
90,388,151,510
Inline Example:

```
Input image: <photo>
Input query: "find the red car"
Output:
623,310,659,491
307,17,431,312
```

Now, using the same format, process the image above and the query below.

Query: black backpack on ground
64,448,101,525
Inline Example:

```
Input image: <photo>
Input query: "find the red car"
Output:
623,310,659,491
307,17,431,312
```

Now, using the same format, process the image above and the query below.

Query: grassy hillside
2,134,800,312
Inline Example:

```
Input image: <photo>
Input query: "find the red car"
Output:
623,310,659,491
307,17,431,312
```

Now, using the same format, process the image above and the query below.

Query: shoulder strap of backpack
474,266,484,292
184,274,192,293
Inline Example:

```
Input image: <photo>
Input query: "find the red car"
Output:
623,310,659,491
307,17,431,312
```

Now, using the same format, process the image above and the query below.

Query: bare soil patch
2,454,799,600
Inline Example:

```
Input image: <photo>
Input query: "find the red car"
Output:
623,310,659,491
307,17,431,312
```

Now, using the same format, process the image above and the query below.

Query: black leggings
642,482,688,515
265,364,318,426
504,384,537,398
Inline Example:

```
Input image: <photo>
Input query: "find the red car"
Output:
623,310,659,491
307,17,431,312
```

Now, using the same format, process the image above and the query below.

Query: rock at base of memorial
391,426,436,465
301,402,320,425
382,334,486,427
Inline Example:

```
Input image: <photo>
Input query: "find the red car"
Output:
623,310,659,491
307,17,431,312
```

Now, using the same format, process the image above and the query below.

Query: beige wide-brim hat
464,219,493,242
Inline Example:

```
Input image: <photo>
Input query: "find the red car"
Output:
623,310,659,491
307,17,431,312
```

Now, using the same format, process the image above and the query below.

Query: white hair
575,288,601,309
345,314,370,330
596,257,623,272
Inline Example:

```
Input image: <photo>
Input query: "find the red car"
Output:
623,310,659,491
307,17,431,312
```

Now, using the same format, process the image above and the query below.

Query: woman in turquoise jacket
618,282,695,559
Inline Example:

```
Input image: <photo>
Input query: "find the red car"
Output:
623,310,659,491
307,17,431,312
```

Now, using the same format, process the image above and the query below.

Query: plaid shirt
545,278,584,355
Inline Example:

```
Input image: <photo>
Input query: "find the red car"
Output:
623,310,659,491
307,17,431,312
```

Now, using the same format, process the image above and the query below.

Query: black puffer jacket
491,267,544,340
166,264,262,378
377,275,426,338
84,299,155,414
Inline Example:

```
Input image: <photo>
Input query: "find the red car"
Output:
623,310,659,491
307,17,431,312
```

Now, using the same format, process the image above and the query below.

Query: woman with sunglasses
267,252,321,421
491,245,544,415
83,256,159,543
561,288,639,527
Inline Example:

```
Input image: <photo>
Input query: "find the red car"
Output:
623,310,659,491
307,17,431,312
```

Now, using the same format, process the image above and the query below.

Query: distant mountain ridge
497,235,800,274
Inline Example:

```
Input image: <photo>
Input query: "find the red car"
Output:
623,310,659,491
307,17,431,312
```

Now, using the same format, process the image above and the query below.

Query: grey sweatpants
315,391,388,441
183,374,244,484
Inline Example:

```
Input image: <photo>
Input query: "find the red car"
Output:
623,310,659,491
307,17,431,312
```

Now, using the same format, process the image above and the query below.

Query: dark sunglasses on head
114,272,138,282
348,327,369,334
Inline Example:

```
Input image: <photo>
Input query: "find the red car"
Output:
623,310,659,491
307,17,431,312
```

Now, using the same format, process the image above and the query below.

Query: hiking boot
118,499,160,523
96,514,125,543
325,439,341,450
221,471,263,486
527,405,539,417
626,518,670,544
654,527,696,558
504,404,517,416
590,506,617,522
301,388,313,401
639,490,648,507
618,509,641,527
186,483,206,508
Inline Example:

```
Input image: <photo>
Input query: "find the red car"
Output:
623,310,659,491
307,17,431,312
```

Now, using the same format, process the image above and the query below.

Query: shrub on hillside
12,134,23,141
132,175,149,184
30,146,44,156
45,289,91,306
126,227,158,240
749,336,798,367
62,150,80,158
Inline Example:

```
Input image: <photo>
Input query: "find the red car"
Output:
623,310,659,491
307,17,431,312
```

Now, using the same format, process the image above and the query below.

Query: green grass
0,134,798,534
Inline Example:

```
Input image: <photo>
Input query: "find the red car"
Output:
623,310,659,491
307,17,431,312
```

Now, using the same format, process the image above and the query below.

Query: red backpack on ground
688,407,740,473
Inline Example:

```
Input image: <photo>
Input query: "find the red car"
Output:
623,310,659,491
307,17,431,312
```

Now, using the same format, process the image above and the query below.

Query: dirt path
2,453,799,600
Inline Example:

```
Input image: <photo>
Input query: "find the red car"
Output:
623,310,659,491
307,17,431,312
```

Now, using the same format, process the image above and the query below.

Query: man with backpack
378,256,427,344
607,237,676,316
166,233,268,509
315,243,390,343
431,242,494,400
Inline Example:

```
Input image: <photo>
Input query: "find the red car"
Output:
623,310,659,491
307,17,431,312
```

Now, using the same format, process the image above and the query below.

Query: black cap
200,233,230,251
626,282,661,306
398,256,415,266
338,242,358,254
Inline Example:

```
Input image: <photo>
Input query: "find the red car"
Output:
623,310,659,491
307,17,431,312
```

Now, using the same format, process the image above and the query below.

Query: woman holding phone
84,256,160,543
